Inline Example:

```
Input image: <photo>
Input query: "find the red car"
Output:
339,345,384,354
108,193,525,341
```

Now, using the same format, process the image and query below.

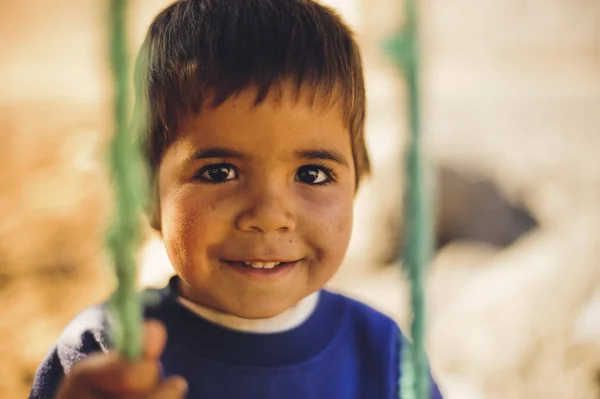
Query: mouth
232,260,289,269
221,258,303,277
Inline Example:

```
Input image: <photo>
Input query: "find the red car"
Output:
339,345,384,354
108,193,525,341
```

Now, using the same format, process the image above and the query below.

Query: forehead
176,86,350,153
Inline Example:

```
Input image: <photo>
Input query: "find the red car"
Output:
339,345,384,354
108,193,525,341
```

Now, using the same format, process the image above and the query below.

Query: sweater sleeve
431,379,444,399
28,306,112,399
28,346,65,399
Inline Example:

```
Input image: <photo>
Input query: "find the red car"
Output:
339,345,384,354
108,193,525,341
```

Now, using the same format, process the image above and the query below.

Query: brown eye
197,164,237,183
295,165,332,185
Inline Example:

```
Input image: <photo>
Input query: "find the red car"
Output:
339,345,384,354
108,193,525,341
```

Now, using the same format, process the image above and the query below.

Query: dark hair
134,0,369,192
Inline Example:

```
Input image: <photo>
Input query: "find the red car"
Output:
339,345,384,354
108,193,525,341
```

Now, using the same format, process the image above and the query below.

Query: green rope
384,0,433,398
106,0,144,360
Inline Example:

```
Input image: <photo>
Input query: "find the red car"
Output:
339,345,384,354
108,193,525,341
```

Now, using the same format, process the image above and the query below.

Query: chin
228,300,293,320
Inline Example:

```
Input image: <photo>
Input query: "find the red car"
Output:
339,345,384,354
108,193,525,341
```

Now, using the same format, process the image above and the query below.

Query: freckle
289,240,292,244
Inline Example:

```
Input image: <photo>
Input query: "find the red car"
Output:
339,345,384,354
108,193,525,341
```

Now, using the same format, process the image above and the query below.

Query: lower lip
222,260,300,278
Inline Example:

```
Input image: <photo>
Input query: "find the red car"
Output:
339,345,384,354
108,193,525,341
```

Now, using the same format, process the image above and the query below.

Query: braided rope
384,0,433,397
107,0,144,360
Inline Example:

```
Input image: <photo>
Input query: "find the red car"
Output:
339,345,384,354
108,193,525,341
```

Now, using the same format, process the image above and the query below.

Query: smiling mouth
222,259,301,270
241,261,283,269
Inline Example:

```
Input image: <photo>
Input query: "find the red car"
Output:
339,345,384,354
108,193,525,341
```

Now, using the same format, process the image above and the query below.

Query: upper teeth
244,261,281,269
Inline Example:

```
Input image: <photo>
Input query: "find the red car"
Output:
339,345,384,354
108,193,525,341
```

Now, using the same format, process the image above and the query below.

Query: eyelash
194,163,237,184
193,163,337,185
301,163,336,186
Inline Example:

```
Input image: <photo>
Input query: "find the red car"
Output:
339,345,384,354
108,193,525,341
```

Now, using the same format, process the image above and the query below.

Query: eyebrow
191,147,245,160
295,149,350,168
189,146,349,168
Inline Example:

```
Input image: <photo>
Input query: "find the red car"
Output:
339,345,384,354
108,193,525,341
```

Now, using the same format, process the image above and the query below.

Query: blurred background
1,0,599,398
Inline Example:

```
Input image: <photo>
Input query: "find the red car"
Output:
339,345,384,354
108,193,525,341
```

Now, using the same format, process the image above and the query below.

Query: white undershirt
177,291,320,334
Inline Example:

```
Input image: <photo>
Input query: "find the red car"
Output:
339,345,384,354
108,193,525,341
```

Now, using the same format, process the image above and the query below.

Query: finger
143,319,167,360
149,376,188,399
70,352,160,395
55,375,98,399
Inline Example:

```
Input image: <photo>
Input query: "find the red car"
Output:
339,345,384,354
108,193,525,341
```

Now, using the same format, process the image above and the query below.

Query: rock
381,167,538,264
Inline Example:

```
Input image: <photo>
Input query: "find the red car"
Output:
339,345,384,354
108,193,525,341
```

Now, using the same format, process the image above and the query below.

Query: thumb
150,376,188,399
142,319,167,360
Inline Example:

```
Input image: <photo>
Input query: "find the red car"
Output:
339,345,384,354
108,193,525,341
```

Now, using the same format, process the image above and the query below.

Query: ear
149,199,162,231
148,178,162,231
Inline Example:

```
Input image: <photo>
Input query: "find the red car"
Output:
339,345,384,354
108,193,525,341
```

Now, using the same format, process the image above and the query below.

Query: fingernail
177,378,188,393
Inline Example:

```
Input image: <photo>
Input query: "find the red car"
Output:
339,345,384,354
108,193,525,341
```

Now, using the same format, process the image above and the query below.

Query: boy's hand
55,320,187,399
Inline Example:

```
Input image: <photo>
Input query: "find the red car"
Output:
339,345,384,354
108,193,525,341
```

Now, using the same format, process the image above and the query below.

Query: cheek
302,189,354,261
160,188,223,263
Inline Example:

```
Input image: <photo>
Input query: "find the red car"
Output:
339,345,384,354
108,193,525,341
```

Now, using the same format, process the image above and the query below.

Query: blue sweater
30,276,443,398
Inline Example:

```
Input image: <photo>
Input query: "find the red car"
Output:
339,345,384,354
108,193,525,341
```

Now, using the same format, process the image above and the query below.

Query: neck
177,291,320,333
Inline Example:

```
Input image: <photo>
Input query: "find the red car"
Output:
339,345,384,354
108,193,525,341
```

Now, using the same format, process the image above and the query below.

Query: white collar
177,291,320,334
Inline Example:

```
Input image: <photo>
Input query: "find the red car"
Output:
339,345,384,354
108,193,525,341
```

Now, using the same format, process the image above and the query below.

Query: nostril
236,212,296,234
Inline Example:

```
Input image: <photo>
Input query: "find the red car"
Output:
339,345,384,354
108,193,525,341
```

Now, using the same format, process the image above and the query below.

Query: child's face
156,86,355,318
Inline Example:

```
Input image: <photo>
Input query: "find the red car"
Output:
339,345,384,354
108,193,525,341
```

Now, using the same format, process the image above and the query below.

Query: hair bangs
134,0,368,187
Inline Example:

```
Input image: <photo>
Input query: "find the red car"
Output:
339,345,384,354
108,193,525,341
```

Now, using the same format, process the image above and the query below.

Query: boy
29,0,443,397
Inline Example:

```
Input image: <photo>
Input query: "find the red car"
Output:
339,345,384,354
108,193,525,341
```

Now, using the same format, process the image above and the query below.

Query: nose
235,186,296,234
